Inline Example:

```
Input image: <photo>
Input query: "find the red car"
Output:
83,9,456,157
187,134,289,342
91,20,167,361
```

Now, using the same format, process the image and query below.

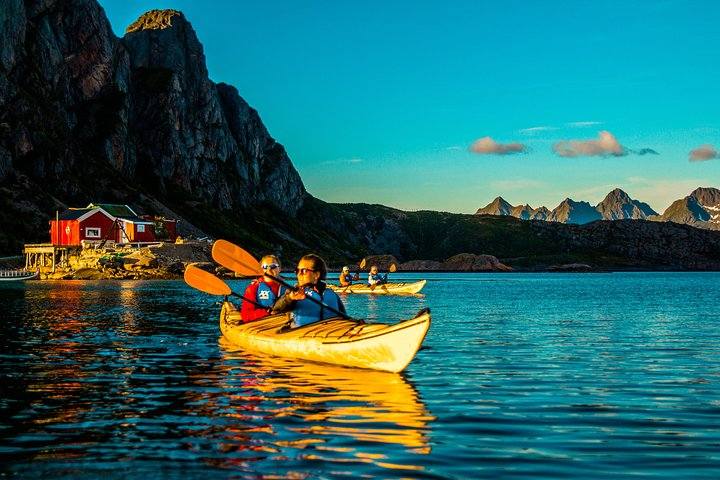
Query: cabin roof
87,203,139,219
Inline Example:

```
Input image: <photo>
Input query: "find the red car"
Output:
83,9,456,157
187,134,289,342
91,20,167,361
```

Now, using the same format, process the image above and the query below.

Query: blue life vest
291,286,343,328
368,272,387,284
256,281,285,308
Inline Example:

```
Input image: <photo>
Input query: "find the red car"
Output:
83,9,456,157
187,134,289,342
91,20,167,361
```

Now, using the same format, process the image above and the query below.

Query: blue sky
98,0,719,214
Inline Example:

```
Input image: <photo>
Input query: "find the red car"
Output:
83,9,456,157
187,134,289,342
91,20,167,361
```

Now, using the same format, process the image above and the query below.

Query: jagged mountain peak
597,188,657,220
549,198,601,224
689,187,720,206
658,187,720,226
476,196,513,215
602,188,632,202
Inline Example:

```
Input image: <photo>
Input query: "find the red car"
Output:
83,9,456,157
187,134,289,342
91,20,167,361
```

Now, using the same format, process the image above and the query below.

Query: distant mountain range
476,187,720,230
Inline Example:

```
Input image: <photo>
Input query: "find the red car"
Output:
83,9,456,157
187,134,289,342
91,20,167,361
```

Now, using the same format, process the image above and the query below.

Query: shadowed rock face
0,3,304,214
548,198,601,224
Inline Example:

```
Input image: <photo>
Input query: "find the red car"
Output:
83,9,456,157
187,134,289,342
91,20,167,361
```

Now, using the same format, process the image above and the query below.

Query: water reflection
210,338,435,472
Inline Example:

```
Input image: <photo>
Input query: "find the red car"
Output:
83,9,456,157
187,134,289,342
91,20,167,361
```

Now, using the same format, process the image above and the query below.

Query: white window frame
137,224,145,233
85,227,101,238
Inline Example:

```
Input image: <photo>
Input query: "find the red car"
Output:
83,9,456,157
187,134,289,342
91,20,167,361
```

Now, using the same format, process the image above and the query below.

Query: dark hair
300,253,327,280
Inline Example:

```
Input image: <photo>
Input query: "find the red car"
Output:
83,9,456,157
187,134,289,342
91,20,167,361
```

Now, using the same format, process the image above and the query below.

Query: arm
273,291,297,313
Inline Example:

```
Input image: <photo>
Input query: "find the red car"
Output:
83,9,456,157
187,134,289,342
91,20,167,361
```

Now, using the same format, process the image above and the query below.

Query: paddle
211,240,353,320
358,258,367,276
370,263,396,291
183,264,268,310
342,258,366,293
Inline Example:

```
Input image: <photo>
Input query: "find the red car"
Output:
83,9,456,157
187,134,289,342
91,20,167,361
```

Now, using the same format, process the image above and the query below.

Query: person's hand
290,288,306,301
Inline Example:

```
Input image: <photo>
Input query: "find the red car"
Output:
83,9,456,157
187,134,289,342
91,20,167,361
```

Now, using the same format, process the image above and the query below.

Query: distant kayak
329,280,427,295
220,301,430,373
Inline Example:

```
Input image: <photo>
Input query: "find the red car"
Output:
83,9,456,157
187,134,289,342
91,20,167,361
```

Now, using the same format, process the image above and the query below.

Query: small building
49,203,174,246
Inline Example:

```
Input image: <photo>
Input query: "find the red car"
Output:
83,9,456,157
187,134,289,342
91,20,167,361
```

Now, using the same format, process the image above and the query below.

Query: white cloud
566,121,603,128
553,131,624,157
322,157,364,165
469,136,529,155
689,144,719,162
519,126,558,134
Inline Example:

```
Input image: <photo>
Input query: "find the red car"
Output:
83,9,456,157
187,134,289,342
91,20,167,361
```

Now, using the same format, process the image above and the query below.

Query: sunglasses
261,263,279,270
295,267,317,275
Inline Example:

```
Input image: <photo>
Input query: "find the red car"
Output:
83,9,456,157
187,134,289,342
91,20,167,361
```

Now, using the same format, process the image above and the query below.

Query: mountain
531,206,551,220
475,188,670,225
476,196,513,216
477,198,549,220
510,204,534,220
657,187,720,229
596,188,657,220
548,198,601,224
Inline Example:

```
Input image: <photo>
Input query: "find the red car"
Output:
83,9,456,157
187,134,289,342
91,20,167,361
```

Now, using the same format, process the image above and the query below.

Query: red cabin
49,204,174,246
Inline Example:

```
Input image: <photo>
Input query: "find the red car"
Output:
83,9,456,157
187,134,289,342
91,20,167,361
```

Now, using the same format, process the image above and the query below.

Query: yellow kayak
220,301,430,373
329,280,427,295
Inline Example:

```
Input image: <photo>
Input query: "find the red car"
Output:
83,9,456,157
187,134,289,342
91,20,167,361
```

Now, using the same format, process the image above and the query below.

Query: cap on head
342,266,349,271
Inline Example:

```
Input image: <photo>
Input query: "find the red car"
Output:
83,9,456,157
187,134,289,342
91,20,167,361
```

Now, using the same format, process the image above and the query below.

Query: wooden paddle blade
212,239,263,276
359,258,366,269
389,264,397,273
184,265,231,296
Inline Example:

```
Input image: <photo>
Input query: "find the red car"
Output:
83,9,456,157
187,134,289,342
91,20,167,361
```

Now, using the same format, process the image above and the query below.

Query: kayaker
339,266,359,286
240,254,286,322
273,253,347,328
368,265,388,286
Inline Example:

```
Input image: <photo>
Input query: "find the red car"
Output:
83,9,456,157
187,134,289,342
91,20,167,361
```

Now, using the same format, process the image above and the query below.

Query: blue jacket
273,281,346,328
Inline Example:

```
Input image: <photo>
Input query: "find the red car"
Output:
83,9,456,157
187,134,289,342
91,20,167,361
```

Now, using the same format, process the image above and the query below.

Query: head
260,255,281,279
370,265,378,275
342,266,349,273
295,253,327,285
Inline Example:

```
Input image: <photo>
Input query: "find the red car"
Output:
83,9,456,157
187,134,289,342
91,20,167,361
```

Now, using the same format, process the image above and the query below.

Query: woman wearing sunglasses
273,253,347,328
240,254,286,322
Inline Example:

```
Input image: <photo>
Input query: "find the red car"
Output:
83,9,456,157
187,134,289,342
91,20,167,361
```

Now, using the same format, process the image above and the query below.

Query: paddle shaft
264,272,351,320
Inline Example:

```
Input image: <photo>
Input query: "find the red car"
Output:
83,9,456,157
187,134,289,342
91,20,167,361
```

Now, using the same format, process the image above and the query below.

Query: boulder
442,253,514,272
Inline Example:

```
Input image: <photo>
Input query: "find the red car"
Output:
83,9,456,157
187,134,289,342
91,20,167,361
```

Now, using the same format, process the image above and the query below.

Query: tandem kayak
220,301,431,373
329,280,427,295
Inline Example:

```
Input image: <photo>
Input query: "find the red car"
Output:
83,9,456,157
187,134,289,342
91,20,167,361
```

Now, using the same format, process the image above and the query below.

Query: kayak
219,301,431,373
329,280,427,295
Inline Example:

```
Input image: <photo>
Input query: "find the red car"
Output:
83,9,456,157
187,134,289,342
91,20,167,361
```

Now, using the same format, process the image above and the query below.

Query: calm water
2,273,720,478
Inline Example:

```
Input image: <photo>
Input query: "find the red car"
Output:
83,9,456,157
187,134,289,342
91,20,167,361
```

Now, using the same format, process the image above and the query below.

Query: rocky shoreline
2,242,529,281
33,242,220,281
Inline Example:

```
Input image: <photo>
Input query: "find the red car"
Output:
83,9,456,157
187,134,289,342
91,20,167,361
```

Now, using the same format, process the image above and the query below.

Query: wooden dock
23,243,82,273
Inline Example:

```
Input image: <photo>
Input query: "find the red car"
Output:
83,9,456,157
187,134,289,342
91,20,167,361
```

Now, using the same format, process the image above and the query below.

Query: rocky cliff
1,2,304,253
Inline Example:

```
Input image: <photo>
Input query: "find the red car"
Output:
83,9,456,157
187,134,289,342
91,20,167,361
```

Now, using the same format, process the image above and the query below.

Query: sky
98,0,720,214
